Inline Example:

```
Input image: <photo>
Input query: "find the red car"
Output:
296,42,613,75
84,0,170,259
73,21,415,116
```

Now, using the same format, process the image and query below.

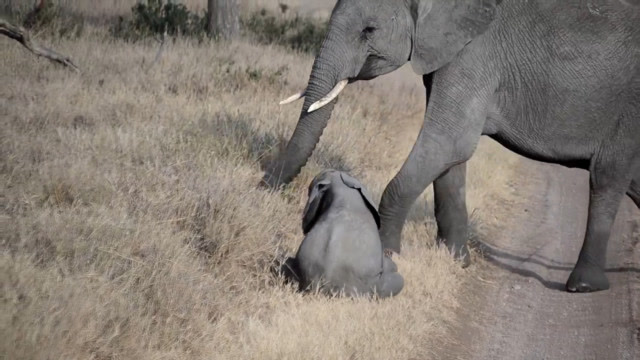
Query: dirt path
451,158,640,360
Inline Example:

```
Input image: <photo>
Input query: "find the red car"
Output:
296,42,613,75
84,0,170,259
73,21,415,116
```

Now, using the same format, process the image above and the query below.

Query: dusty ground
448,159,640,360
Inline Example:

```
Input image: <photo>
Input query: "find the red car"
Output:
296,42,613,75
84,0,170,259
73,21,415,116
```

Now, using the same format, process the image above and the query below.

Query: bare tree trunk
207,0,239,40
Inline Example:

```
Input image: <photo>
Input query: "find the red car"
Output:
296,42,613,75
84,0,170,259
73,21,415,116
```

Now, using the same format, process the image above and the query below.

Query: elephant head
262,0,499,188
302,169,380,234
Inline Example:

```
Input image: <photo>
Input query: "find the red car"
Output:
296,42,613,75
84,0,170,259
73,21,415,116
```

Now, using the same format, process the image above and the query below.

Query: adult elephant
262,0,640,293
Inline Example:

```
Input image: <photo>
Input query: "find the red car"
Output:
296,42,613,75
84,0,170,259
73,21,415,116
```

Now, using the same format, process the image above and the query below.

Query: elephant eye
362,26,377,35
360,26,377,41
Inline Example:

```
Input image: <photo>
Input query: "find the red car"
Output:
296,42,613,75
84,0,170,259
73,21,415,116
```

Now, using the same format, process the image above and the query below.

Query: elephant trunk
263,35,350,188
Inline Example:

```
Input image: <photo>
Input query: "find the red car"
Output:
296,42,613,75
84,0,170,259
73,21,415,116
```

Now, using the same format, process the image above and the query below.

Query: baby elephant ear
340,173,381,229
411,0,498,75
302,178,331,234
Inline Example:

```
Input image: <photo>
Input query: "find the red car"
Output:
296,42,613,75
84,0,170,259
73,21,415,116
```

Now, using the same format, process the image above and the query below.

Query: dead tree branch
0,18,79,72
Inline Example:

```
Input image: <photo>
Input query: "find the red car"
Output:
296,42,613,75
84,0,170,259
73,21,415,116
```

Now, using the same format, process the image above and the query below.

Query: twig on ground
0,18,80,72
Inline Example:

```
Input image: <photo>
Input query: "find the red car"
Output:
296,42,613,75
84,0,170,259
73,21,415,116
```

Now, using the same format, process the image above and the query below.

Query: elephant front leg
379,120,482,253
378,71,488,254
566,156,634,293
434,162,470,267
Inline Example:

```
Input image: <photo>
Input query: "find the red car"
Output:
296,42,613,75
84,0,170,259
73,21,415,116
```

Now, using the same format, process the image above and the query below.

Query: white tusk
308,79,349,113
279,91,305,105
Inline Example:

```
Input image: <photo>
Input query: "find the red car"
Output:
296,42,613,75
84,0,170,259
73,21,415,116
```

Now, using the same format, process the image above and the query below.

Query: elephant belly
485,69,638,168
487,91,639,169
488,129,593,169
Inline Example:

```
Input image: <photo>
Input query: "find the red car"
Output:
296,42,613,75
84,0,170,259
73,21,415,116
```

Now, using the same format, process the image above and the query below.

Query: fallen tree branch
0,18,80,72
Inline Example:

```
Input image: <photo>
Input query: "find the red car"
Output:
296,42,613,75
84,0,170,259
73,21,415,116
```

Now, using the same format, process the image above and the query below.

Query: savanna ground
1,1,522,359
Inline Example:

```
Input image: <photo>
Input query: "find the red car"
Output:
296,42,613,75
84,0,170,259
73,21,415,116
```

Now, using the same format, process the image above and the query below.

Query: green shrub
0,1,36,25
112,0,207,40
110,1,327,51
242,9,328,54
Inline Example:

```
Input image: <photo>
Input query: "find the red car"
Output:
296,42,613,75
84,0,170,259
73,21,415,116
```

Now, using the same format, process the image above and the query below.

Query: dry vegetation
2,0,335,18
1,1,521,359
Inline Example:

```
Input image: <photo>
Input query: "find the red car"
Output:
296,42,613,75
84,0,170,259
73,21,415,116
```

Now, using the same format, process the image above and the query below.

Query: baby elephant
288,170,404,298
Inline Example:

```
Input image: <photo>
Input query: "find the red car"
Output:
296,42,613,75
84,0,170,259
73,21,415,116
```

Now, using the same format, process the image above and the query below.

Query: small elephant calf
284,170,404,298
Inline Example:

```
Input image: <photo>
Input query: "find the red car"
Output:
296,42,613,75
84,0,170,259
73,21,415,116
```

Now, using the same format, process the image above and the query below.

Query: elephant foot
258,176,281,190
455,245,471,268
380,236,401,254
566,264,610,293
442,241,471,268
375,272,404,298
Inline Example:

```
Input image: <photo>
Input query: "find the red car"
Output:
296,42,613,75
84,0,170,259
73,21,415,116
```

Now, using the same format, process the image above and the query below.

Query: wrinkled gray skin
288,170,404,298
262,0,640,293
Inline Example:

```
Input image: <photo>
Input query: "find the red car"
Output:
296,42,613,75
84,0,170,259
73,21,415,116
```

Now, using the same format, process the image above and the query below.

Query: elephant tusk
308,79,348,113
279,91,305,105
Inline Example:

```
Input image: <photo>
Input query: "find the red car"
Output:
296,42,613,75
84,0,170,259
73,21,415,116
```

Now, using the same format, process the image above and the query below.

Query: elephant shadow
471,239,640,291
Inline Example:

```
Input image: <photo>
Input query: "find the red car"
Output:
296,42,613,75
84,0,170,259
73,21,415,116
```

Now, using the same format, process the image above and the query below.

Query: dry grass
5,0,337,18
1,2,521,359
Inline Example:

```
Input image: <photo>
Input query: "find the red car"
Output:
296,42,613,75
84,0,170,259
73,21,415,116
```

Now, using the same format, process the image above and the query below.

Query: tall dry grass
2,0,337,18
1,2,521,359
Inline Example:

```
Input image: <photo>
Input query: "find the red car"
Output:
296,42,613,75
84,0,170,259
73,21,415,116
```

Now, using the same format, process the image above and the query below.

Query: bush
110,2,327,51
0,1,35,24
112,0,207,40
242,9,328,54
108,1,328,52
0,1,84,38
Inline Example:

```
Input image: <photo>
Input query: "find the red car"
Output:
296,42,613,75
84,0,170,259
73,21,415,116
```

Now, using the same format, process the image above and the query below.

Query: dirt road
451,158,640,360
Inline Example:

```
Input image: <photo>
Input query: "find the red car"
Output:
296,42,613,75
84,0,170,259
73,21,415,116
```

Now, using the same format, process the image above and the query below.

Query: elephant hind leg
566,153,634,292
434,162,471,267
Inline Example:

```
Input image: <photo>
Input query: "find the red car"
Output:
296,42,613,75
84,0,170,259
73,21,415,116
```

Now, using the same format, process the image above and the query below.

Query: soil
449,158,640,360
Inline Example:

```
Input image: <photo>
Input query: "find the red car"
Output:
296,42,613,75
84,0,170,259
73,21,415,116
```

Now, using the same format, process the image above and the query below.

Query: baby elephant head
302,170,380,235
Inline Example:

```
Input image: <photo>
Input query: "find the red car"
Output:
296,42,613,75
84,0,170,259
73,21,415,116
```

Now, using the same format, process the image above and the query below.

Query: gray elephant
263,0,640,293
285,170,404,298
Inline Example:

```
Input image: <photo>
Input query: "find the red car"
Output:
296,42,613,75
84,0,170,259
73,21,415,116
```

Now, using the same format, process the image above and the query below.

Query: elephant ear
339,172,381,229
302,177,331,235
410,0,498,75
